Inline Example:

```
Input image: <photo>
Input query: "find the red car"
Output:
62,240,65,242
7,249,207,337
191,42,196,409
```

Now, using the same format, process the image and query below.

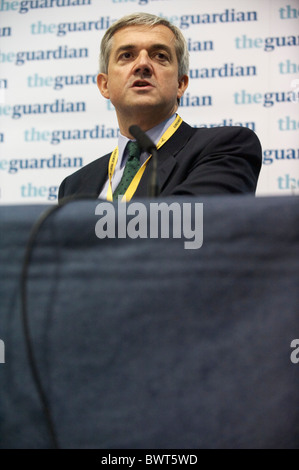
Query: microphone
129,125,159,198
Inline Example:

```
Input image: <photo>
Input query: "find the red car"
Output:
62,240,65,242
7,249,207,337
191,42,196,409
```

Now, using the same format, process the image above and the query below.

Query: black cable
20,195,98,449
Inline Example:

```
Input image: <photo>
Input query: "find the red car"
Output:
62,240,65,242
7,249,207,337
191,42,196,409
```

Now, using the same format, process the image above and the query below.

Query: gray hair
99,12,189,78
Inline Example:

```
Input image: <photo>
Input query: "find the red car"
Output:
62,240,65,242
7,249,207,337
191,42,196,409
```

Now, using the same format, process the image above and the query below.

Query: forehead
111,24,176,51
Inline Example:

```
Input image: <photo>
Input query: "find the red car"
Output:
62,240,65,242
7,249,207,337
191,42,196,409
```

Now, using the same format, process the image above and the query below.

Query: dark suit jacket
58,121,262,200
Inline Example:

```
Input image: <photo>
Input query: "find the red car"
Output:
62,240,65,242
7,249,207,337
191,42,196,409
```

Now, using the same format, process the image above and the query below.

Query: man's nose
133,51,153,75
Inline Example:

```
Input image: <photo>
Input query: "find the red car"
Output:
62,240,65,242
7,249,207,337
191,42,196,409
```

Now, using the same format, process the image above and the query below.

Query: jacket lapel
134,121,195,197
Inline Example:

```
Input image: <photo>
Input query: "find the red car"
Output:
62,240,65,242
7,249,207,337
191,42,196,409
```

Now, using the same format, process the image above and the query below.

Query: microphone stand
148,147,159,198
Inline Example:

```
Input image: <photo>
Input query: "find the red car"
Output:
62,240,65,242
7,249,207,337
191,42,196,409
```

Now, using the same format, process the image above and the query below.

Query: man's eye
155,52,169,61
120,52,132,60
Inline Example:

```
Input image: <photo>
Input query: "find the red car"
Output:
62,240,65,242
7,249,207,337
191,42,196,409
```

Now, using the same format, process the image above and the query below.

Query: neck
117,106,178,138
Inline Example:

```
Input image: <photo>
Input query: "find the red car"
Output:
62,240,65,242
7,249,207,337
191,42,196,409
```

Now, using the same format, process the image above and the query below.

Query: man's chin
117,99,176,122
125,99,168,113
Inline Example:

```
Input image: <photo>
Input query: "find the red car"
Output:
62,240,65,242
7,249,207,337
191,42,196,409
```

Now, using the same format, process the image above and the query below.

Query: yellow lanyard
106,114,183,201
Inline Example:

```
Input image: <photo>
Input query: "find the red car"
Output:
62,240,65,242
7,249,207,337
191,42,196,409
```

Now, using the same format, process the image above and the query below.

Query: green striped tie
113,141,141,200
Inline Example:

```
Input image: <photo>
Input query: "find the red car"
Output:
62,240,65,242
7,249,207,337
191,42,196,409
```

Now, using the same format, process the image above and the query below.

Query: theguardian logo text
0,0,92,14
95,199,203,250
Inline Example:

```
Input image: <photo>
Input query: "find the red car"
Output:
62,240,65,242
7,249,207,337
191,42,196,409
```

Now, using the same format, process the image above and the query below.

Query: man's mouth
132,80,152,88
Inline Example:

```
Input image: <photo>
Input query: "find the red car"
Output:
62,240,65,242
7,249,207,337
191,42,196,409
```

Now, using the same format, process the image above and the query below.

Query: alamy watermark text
95,199,203,250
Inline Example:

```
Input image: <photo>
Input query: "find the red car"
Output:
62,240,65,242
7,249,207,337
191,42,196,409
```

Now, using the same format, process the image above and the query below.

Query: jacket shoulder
58,153,111,200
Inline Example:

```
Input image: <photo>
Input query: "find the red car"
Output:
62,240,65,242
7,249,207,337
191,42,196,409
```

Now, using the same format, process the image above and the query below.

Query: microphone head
129,125,156,153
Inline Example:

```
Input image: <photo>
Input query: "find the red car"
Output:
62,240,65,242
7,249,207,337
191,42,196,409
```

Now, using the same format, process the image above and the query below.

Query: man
58,12,262,202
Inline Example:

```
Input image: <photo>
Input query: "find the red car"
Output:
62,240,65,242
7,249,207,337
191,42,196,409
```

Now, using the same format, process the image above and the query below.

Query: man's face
97,25,188,123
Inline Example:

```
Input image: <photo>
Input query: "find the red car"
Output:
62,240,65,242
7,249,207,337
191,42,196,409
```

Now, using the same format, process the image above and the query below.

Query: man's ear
97,73,110,99
177,74,189,100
